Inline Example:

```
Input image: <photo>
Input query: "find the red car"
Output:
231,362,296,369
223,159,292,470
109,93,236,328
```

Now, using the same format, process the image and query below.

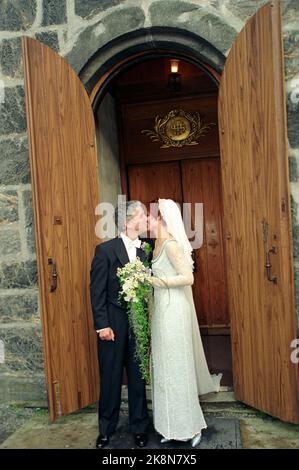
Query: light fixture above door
167,59,182,91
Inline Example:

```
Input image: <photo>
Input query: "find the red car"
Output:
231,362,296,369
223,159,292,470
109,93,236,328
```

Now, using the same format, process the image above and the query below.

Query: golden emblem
141,109,215,148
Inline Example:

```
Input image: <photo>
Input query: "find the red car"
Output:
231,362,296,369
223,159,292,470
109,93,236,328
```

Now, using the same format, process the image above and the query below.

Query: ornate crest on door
141,109,215,148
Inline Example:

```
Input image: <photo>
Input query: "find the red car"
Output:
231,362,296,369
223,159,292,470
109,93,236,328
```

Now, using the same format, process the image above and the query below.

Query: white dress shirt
120,231,141,262
97,233,141,333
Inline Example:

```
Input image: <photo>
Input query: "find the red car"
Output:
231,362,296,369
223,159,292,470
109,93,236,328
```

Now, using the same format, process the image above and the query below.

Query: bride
148,199,222,447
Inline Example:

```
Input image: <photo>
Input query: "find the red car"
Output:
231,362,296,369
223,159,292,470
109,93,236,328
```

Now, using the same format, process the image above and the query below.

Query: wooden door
181,158,232,384
22,37,100,421
181,158,228,328
128,161,183,206
218,0,299,423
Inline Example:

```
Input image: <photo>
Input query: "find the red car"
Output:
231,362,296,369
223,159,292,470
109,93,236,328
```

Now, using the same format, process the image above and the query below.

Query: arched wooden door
22,37,100,421
218,0,299,423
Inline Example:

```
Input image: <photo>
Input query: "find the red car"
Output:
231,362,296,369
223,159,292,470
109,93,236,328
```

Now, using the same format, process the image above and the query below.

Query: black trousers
97,310,149,436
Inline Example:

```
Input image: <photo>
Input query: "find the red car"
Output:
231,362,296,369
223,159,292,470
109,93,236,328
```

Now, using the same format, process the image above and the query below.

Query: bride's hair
148,198,163,222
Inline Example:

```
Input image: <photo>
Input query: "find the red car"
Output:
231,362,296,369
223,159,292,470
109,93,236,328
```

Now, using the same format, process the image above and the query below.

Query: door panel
22,37,99,421
181,158,232,385
122,95,219,164
218,0,299,422
181,158,229,327
128,161,183,206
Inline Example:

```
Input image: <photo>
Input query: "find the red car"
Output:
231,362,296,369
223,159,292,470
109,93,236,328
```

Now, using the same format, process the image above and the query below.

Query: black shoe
96,433,109,449
134,433,148,448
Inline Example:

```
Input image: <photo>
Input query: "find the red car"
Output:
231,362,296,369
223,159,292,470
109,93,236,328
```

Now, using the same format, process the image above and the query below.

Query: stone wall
0,0,298,404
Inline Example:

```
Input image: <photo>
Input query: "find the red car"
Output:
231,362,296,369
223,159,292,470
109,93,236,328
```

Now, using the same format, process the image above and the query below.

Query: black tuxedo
90,236,154,435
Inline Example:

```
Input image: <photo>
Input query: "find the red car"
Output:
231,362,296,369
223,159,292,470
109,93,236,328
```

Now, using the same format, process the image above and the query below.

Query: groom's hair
114,200,143,232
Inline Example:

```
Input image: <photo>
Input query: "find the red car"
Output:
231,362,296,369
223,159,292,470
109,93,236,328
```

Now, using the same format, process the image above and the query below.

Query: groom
90,200,154,449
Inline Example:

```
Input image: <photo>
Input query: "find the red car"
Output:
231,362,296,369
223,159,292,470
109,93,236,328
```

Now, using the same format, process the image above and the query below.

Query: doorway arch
77,26,226,105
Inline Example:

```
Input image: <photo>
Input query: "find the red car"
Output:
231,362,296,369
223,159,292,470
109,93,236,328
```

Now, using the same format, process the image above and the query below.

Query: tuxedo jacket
90,236,154,331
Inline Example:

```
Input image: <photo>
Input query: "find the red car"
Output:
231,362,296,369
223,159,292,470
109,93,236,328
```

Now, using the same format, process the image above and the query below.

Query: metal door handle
265,245,278,284
48,258,58,292
262,218,278,284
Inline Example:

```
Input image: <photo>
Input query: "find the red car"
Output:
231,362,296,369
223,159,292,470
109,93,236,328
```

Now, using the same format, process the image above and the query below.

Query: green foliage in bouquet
140,241,152,268
117,258,153,382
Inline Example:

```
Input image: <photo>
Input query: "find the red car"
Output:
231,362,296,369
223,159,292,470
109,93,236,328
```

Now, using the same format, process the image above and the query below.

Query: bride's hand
149,276,166,288
149,276,157,286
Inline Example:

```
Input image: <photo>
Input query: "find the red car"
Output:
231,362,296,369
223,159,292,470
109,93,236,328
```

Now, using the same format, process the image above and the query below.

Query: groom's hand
99,328,115,341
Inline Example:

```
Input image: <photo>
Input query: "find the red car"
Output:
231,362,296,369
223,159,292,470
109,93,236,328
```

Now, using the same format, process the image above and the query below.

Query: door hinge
53,380,62,417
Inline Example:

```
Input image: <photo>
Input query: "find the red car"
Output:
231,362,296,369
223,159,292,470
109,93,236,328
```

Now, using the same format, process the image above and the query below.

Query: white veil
158,199,194,269
158,198,223,395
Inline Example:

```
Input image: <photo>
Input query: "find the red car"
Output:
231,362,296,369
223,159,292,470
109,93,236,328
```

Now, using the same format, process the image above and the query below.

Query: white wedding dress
150,238,222,441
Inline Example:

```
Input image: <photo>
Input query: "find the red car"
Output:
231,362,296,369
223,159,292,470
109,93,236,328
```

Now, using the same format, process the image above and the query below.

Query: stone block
0,323,44,374
224,0,268,22
75,0,122,19
65,6,145,72
35,31,59,53
0,86,27,136
282,0,299,23
283,31,299,80
292,225,299,259
22,189,36,254
0,260,38,289
0,228,21,256
286,103,299,149
289,155,299,182
0,290,39,323
0,136,30,185
42,0,66,26
0,372,46,405
0,37,23,79
149,0,200,26
0,191,18,225
149,1,237,54
0,0,36,31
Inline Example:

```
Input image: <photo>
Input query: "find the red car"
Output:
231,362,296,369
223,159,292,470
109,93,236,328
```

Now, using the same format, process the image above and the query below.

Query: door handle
48,258,58,292
262,218,278,284
265,245,278,284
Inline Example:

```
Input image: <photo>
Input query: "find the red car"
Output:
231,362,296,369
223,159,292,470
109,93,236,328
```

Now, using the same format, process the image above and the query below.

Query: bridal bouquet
117,257,153,382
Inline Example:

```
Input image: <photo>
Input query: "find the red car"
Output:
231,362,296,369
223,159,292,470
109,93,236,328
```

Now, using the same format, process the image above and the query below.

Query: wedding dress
150,238,222,441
